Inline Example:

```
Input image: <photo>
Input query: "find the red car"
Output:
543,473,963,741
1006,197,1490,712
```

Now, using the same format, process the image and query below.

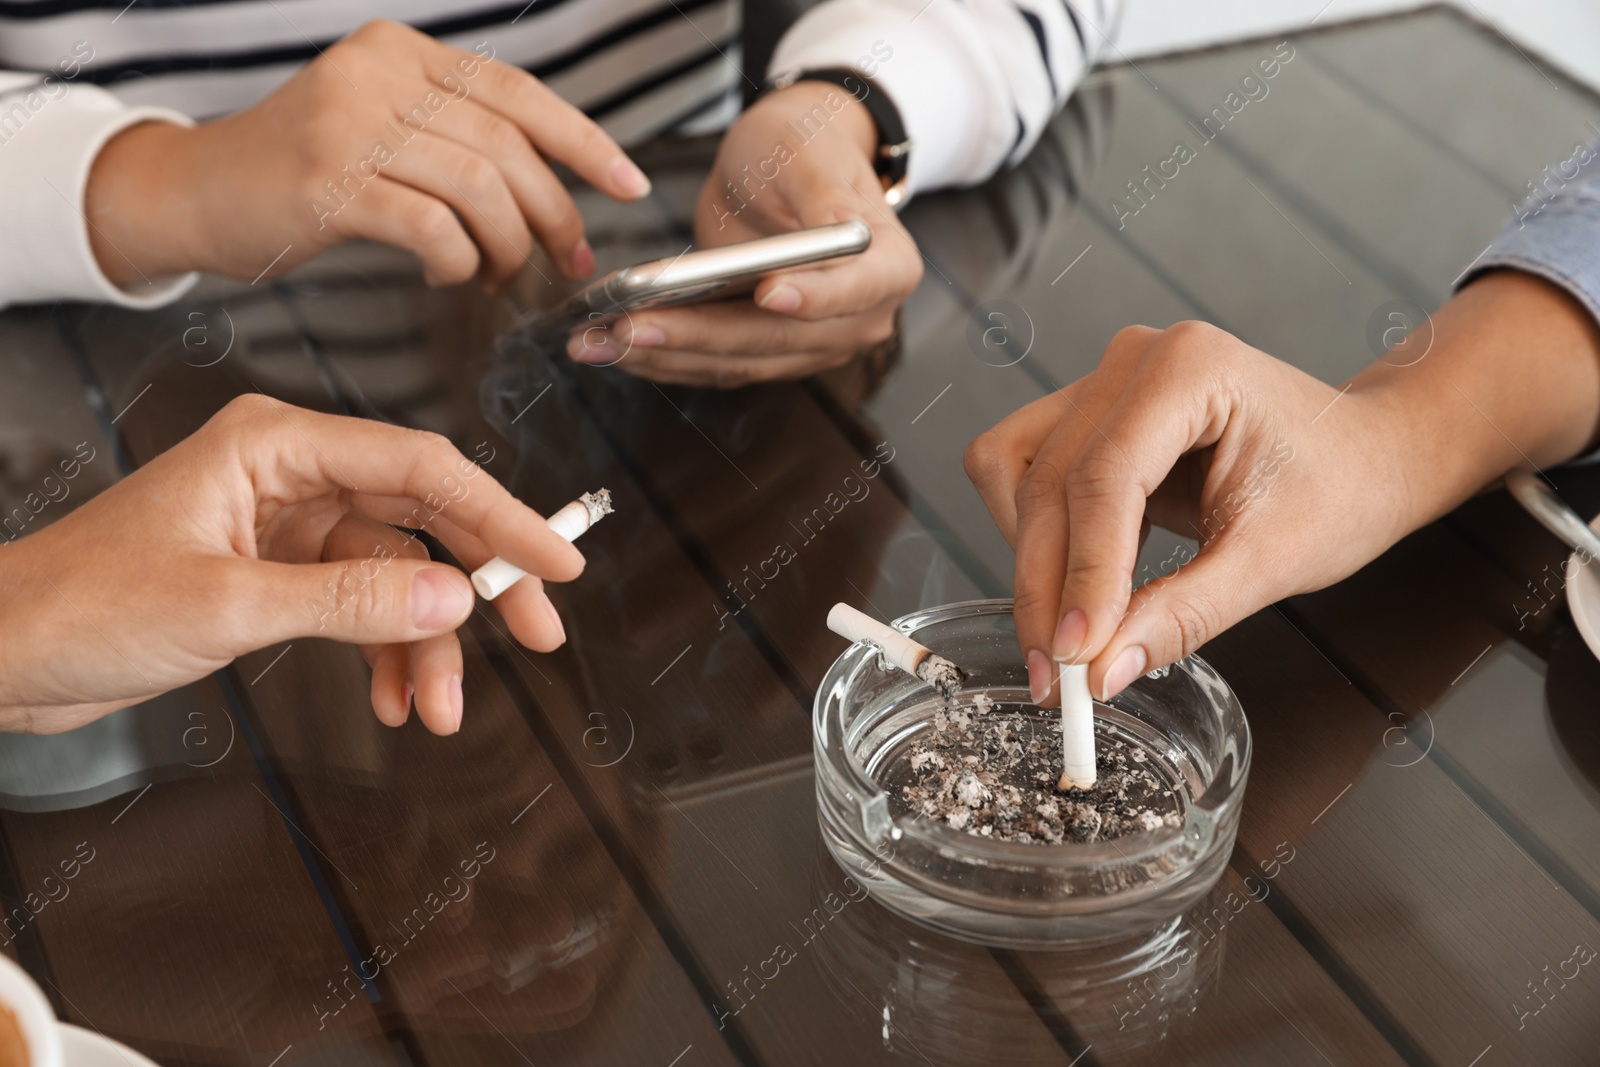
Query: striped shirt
0,0,1119,307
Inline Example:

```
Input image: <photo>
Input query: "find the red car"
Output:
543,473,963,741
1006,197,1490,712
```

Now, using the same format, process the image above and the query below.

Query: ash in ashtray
890,696,1183,845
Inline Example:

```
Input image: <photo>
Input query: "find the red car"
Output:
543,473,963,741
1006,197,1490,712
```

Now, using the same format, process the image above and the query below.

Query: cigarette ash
579,489,614,524
915,654,967,702
889,698,1182,845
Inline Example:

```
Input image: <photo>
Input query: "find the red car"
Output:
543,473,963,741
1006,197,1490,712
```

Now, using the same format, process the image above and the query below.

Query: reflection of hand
0,396,583,735
86,20,650,294
967,274,1600,704
571,81,921,386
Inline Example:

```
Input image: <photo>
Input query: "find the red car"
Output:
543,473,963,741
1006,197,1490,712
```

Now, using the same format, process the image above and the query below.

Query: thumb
237,557,476,647
1091,547,1266,703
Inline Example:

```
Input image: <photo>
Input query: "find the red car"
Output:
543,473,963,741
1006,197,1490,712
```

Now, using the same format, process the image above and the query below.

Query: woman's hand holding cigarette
966,275,1600,704
84,19,651,295
0,395,584,736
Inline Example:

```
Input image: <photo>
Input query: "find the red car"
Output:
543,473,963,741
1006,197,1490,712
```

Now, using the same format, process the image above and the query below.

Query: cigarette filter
828,603,927,676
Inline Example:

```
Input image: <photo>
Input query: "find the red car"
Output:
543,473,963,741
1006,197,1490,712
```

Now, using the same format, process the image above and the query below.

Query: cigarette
471,489,613,600
1057,662,1097,791
827,603,966,699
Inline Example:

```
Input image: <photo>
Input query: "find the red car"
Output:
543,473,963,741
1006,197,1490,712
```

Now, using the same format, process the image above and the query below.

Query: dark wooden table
3,9,1599,1064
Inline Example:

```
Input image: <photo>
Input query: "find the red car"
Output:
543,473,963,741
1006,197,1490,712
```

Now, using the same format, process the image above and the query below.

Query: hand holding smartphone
511,220,872,344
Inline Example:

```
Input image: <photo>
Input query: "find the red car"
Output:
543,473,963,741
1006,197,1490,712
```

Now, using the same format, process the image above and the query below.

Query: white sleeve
768,0,1122,198
0,74,198,310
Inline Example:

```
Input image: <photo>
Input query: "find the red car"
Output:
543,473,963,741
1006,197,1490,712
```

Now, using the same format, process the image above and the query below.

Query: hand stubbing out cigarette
473,489,613,599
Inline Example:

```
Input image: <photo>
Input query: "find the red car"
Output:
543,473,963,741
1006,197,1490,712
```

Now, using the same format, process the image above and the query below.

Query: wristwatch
765,67,912,207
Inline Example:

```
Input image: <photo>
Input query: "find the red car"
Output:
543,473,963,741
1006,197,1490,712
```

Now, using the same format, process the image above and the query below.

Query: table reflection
805,842,1226,1064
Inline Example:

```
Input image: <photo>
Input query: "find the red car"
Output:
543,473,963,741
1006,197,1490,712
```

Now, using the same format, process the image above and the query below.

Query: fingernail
1027,649,1052,704
449,674,464,732
541,592,566,644
401,683,413,720
617,323,664,347
568,238,595,278
758,284,802,314
1101,646,1147,701
568,330,613,363
1053,609,1088,662
411,568,472,630
610,156,652,198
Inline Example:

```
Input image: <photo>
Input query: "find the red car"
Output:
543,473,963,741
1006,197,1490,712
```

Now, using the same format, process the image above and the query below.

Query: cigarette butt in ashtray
471,489,613,600
1058,662,1097,791
826,602,967,699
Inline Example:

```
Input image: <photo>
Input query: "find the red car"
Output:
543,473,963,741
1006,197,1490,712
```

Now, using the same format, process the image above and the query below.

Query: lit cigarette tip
1058,662,1097,792
915,654,967,701
471,487,612,600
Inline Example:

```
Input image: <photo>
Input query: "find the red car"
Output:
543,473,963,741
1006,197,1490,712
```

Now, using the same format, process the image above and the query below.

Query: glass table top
2,8,1599,1065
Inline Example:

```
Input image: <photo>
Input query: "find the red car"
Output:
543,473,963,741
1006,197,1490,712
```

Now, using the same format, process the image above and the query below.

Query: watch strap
765,66,912,205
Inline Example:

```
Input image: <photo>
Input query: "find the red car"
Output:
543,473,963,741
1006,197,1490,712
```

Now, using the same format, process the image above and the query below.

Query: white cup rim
0,955,62,1067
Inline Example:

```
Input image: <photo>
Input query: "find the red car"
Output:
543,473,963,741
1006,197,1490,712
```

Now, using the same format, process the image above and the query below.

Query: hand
85,19,651,293
0,394,585,735
965,321,1417,705
569,80,922,386
966,271,1600,704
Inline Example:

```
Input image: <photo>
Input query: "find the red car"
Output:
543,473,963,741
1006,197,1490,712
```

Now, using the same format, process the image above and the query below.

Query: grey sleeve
1456,138,1600,327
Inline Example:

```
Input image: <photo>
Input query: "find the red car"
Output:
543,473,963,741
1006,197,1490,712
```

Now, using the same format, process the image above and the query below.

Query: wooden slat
1020,866,1406,1066
1073,71,1395,384
0,675,397,1065
236,632,737,1067
1204,594,1600,1065
1147,36,1508,301
1303,10,1600,195
1287,522,1600,912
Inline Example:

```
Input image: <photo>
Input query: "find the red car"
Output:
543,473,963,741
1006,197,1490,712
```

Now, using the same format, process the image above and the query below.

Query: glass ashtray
814,599,1250,947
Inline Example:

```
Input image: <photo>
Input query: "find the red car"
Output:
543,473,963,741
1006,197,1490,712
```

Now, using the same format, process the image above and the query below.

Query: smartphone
512,220,871,342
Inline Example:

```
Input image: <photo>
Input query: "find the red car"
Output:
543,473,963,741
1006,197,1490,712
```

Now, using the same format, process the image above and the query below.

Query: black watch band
765,66,912,206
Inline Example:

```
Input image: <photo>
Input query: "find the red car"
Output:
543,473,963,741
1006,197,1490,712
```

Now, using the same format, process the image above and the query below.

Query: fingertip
415,666,458,736
540,591,567,646
1051,608,1089,663
528,528,586,584
1097,644,1148,702
613,321,664,347
608,155,652,199
568,328,622,364
756,282,802,315
370,647,410,727
1027,649,1054,706
411,566,475,632
567,238,595,279
559,541,587,581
